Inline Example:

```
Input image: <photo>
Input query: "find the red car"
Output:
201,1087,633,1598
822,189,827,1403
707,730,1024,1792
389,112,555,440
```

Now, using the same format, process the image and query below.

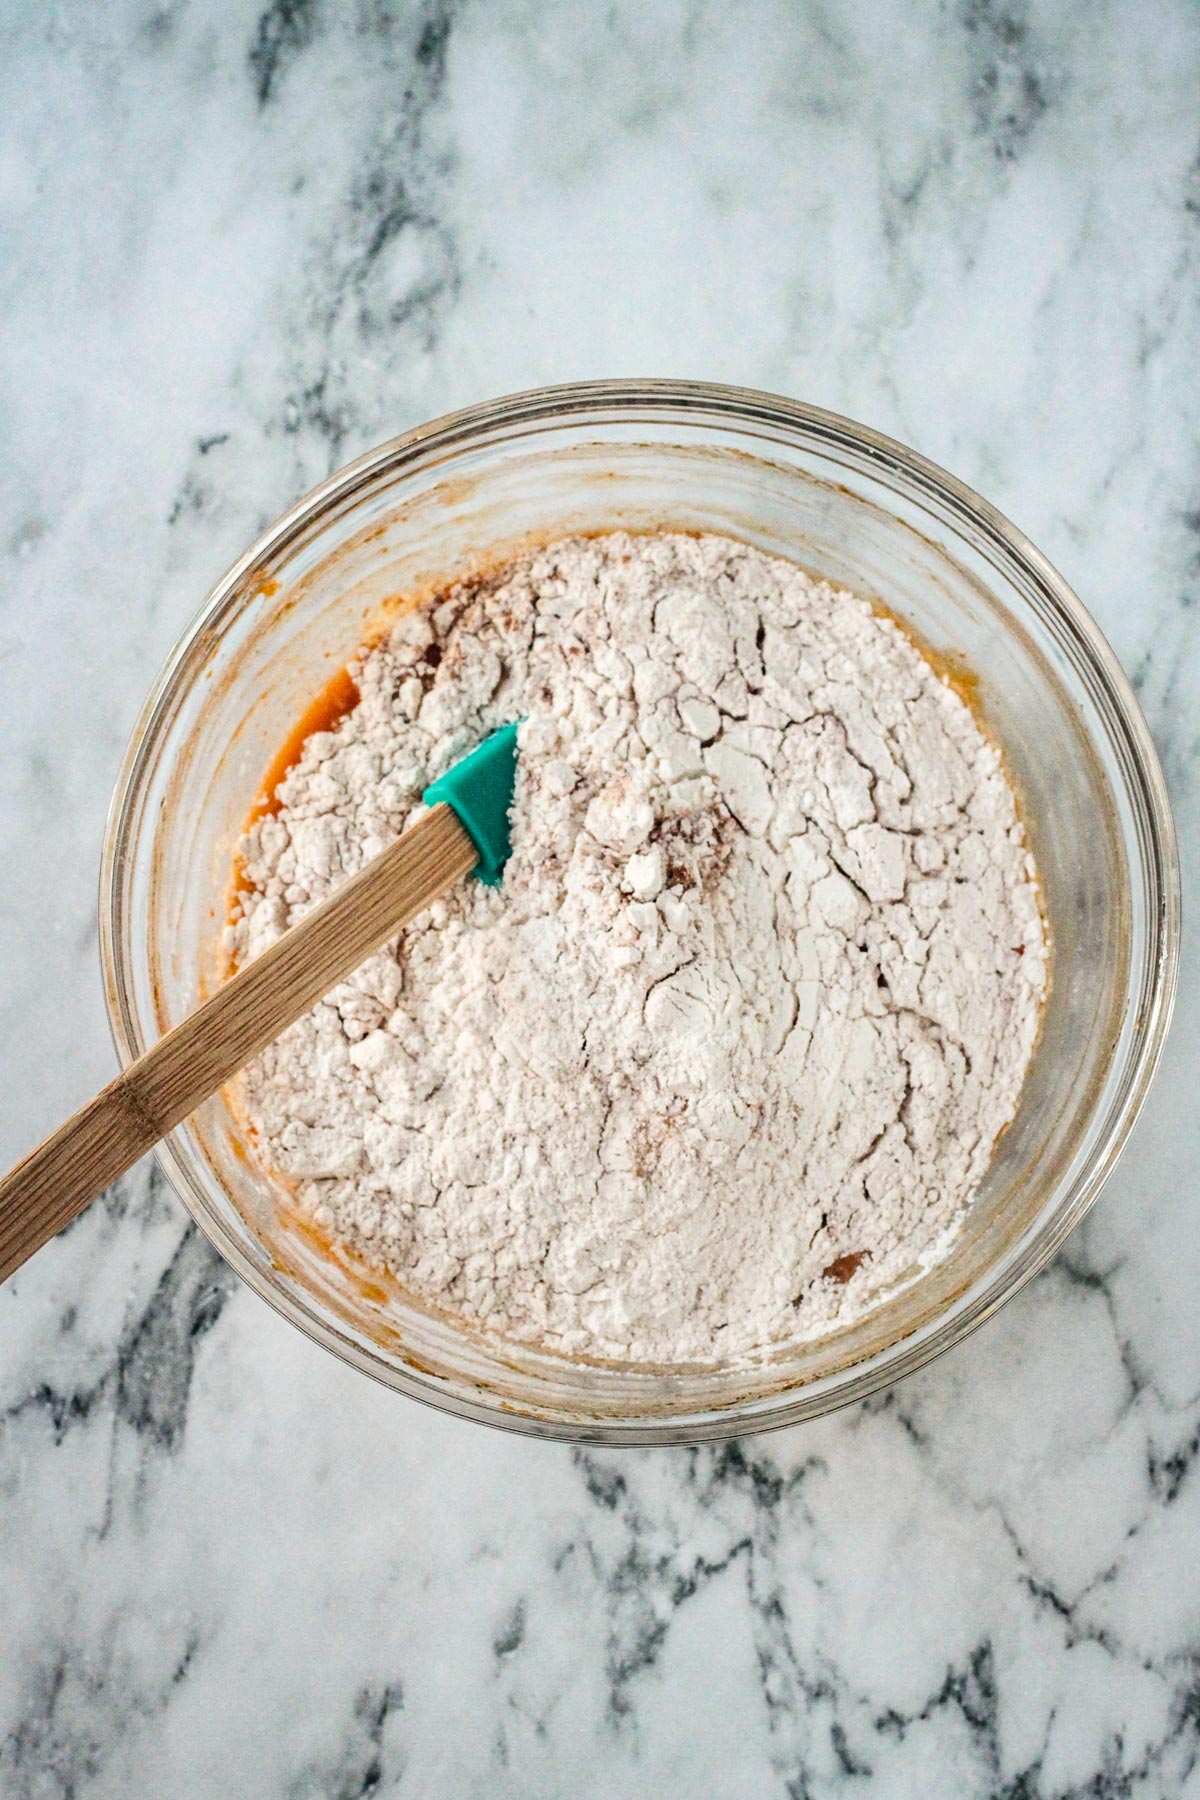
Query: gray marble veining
1,2,1197,1795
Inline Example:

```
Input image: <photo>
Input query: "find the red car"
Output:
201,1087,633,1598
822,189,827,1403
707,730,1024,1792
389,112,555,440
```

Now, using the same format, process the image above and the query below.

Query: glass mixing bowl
100,381,1179,1443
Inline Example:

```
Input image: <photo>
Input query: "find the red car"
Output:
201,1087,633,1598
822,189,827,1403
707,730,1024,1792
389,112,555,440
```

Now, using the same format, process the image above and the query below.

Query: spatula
0,721,520,1285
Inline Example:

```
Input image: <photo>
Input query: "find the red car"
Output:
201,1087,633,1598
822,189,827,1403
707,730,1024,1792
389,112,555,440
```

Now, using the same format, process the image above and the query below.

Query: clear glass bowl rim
98,379,1181,1444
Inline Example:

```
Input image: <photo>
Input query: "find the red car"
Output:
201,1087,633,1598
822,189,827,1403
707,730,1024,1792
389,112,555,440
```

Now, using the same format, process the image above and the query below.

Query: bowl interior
104,397,1167,1441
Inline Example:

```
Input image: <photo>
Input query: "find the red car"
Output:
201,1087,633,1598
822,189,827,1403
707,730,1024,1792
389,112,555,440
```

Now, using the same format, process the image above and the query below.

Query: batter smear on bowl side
228,532,1048,1364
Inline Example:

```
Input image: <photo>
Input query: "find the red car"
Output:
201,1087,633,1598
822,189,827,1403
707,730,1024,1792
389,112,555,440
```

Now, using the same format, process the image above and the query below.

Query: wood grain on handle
0,803,477,1284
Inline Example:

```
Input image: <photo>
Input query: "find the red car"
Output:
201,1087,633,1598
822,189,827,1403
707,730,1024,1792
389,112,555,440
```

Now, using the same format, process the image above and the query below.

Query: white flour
230,532,1047,1365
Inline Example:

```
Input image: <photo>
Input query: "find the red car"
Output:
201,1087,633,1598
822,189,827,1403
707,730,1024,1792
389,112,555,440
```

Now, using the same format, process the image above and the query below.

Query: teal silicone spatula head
422,720,521,886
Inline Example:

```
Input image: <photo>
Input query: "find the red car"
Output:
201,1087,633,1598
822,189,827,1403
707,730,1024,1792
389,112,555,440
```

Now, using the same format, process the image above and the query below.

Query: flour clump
230,532,1047,1364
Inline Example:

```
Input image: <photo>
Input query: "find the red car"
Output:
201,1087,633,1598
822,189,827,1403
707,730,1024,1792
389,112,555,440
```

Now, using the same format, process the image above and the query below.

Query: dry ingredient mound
230,531,1047,1365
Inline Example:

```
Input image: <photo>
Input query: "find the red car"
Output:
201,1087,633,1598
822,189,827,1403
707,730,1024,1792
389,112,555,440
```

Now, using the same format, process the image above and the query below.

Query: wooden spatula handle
0,803,477,1284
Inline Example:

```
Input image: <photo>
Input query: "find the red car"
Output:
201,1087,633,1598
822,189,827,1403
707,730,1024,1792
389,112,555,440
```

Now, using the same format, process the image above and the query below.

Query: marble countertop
2,4,1198,1794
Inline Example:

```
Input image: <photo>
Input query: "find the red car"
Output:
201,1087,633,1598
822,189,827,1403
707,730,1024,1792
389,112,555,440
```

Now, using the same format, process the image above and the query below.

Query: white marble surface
1,2,1198,1794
